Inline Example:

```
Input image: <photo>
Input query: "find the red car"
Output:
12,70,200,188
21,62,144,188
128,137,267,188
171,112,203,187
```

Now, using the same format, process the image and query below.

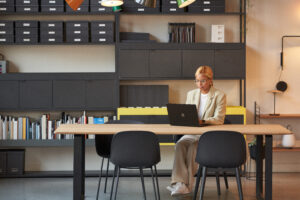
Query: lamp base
269,113,280,116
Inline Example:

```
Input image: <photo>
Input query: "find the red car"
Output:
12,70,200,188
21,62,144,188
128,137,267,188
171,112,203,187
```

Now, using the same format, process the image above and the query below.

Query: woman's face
195,74,212,94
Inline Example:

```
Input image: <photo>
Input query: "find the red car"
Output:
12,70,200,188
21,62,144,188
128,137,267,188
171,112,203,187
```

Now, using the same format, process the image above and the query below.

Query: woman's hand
199,120,206,125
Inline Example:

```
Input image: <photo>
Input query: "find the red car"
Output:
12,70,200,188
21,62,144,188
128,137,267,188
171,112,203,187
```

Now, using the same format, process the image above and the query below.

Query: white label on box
99,38,106,42
203,1,210,4
77,7,81,11
170,1,176,4
74,24,81,27
0,8,7,11
74,31,81,34
0,38,6,41
99,31,106,34
23,38,30,42
48,38,55,42
98,24,105,27
0,1,7,3
138,8,144,11
24,0,30,3
74,38,81,42
50,8,56,11
98,8,105,11
170,8,176,11
49,0,56,3
0,31,6,34
23,31,30,34
48,31,55,34
23,23,30,27
48,24,55,27
0,23,5,26
24,7,31,11
203,8,210,12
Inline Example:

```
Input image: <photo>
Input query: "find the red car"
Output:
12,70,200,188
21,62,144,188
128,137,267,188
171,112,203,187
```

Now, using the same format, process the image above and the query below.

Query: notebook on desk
166,103,205,127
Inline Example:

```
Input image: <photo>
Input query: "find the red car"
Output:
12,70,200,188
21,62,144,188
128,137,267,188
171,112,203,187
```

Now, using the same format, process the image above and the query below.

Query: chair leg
235,167,244,200
96,157,104,200
193,165,202,200
224,171,229,189
139,167,147,200
114,166,120,200
199,167,207,200
216,170,221,196
104,158,110,193
150,167,158,200
109,165,117,200
154,165,160,200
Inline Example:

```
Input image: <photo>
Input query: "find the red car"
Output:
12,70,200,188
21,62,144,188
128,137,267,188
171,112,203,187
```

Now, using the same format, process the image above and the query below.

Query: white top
199,93,208,119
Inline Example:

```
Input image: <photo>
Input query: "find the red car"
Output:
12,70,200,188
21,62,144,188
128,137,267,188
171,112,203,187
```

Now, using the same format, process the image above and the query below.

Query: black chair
95,120,144,200
193,131,246,200
109,131,161,200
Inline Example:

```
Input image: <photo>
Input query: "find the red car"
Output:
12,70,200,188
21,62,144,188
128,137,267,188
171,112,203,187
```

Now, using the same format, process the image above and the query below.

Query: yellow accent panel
160,143,175,146
117,107,167,120
226,106,246,125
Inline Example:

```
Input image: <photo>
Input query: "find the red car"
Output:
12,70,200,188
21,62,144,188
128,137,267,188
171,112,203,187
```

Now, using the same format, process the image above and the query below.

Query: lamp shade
177,0,195,8
134,0,156,8
101,0,123,7
65,0,84,10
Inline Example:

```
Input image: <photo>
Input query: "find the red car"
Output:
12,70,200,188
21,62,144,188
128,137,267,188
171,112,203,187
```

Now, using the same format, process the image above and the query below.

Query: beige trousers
171,135,200,191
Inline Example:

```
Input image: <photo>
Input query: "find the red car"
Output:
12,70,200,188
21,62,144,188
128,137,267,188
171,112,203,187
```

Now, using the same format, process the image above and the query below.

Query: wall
1,0,300,172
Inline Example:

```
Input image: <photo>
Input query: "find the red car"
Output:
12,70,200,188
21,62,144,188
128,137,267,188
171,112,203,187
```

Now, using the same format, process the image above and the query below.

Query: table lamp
267,89,283,116
65,0,84,11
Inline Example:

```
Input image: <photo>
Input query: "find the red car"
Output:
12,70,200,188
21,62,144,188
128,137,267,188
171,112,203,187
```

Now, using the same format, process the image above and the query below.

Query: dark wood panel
182,50,214,78
149,50,181,78
53,80,85,109
0,81,19,110
119,50,149,78
19,80,52,109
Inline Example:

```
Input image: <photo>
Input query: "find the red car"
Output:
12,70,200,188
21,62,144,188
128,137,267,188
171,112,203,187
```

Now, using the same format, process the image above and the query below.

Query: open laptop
166,103,205,127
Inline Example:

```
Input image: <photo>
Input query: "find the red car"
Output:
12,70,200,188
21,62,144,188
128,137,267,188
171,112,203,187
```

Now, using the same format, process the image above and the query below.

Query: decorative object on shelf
281,125,296,148
101,0,124,7
267,89,283,116
211,24,225,43
134,0,156,8
177,0,195,8
0,53,7,74
65,0,84,10
113,5,122,12
276,80,288,92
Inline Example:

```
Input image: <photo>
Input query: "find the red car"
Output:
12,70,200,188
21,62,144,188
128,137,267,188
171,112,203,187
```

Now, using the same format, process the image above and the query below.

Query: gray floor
0,173,300,200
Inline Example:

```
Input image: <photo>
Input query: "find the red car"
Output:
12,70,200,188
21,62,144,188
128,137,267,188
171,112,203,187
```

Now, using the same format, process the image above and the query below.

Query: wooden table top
55,124,291,136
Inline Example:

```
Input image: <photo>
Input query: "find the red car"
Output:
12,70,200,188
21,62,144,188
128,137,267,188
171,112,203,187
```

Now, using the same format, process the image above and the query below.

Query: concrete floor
0,173,300,200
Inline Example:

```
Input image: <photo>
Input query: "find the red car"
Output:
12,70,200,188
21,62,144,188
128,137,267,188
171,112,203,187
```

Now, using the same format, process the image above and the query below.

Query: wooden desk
55,124,291,200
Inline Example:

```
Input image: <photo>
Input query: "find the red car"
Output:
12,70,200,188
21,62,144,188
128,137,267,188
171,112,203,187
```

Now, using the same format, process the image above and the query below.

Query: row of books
0,112,114,140
168,23,195,43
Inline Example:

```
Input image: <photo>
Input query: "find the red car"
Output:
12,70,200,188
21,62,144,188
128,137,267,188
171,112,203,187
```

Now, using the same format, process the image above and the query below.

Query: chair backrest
95,120,144,158
110,131,161,168
196,131,246,168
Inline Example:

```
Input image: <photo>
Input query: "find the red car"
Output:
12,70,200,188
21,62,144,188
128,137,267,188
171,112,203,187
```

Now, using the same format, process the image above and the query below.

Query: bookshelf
0,0,246,176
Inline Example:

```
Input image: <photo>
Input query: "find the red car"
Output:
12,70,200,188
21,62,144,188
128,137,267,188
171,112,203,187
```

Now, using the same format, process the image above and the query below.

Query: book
41,115,47,140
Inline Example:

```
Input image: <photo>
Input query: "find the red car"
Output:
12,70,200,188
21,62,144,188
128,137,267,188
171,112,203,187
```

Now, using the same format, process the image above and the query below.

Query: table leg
256,135,263,199
74,134,85,200
265,135,273,200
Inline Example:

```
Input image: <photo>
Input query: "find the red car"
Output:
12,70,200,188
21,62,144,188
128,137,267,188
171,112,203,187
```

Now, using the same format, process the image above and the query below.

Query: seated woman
167,65,227,196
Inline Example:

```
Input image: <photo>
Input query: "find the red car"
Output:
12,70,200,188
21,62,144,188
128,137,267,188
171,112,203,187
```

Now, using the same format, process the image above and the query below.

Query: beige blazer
185,87,226,125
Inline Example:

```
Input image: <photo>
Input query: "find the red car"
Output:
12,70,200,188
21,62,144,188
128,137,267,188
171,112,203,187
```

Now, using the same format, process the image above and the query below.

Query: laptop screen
167,104,203,127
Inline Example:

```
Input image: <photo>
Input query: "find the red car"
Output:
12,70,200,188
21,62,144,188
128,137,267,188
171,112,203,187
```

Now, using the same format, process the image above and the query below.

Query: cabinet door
149,50,181,78
214,49,245,79
53,80,85,109
182,50,214,78
119,50,149,78
20,80,52,109
0,81,19,110
86,80,116,109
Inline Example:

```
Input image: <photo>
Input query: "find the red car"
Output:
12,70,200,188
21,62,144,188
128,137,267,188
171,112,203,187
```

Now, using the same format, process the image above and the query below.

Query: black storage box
0,149,25,176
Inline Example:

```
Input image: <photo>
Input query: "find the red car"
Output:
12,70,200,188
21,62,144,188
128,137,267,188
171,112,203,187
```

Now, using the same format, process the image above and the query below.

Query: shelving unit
0,0,246,176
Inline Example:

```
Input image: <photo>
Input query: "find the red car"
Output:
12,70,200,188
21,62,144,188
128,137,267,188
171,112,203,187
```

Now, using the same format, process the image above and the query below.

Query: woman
167,65,226,196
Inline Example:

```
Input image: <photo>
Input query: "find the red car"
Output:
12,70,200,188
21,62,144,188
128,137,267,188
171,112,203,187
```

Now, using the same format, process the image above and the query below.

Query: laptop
166,103,205,127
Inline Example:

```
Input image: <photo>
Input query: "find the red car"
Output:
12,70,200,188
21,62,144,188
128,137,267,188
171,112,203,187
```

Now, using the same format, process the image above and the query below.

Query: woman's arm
205,93,226,125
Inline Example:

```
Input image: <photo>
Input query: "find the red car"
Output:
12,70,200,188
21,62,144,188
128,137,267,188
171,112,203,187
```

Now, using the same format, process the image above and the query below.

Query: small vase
282,134,296,148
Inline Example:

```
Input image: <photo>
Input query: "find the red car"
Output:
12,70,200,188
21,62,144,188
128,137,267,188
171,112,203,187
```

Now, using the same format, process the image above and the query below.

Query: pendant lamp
101,0,124,7
134,0,156,8
65,0,84,11
177,0,196,8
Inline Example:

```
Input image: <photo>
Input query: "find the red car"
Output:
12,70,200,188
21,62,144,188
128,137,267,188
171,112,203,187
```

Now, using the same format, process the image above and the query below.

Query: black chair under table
109,130,161,200
95,120,144,200
193,130,246,200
